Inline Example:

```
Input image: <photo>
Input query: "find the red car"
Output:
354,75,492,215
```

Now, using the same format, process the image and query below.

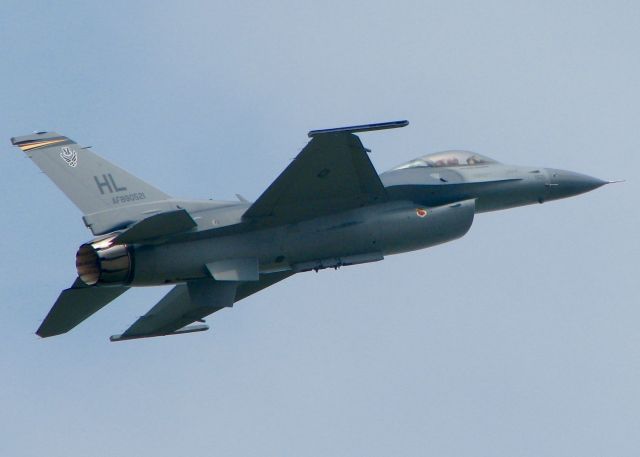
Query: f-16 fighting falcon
11,121,615,341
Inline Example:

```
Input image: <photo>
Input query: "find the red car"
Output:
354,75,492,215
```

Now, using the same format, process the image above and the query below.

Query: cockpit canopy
392,150,499,170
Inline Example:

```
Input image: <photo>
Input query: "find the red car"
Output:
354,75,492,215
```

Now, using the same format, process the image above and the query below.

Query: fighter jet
11,121,614,341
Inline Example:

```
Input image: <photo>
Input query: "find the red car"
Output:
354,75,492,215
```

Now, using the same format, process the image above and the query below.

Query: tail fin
11,132,170,215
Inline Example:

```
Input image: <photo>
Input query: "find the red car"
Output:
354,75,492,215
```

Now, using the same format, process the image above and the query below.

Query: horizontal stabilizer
37,280,129,337
113,209,196,244
110,323,209,342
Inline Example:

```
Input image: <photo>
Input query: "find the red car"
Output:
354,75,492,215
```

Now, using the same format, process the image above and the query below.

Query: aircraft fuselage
128,163,605,286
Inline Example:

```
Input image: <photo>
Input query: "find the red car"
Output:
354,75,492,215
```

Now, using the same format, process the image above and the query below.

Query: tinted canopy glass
392,150,498,170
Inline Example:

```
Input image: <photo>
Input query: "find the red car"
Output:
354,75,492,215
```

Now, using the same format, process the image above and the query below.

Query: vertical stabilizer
11,132,170,215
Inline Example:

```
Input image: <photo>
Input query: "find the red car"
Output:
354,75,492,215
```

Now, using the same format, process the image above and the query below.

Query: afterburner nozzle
76,236,133,286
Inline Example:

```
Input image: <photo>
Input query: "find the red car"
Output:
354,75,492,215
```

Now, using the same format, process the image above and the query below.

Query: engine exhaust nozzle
76,236,133,286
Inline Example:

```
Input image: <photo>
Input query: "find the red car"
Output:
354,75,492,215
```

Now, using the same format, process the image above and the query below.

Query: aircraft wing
243,132,387,226
110,271,292,341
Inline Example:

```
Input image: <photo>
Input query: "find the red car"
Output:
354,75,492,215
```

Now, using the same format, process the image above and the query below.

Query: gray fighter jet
11,121,614,341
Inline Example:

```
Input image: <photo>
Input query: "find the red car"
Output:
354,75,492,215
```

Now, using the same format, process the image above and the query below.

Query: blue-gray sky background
1,1,638,456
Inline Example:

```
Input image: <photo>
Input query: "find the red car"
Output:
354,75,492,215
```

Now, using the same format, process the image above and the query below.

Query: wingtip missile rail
308,120,409,138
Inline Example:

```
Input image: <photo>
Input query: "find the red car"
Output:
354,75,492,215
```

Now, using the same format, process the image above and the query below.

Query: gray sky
1,1,638,456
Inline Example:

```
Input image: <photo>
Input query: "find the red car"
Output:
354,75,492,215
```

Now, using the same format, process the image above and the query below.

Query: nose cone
545,168,608,200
